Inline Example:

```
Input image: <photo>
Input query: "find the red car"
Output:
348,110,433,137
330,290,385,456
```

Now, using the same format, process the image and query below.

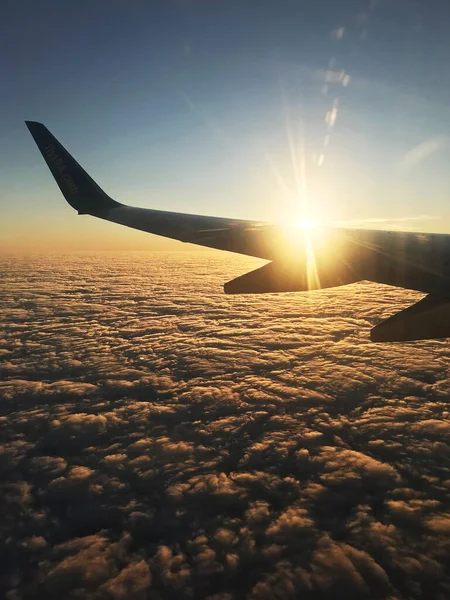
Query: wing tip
26,119,123,215
25,120,45,132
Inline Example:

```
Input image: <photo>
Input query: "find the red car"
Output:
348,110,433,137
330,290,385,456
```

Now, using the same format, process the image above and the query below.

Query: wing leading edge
26,121,450,341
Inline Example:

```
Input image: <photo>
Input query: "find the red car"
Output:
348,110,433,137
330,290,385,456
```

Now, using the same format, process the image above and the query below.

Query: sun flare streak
279,90,323,288
305,229,321,290
280,223,325,290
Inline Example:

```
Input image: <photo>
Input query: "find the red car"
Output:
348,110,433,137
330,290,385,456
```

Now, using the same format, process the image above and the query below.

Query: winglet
25,121,122,215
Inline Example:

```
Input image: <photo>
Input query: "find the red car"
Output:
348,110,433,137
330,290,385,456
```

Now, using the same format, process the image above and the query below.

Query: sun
293,217,319,230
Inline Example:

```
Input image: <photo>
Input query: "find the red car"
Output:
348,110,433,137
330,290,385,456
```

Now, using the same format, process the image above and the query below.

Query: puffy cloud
266,507,314,542
100,559,151,599
314,447,400,486
1,252,450,599
412,419,450,437
311,534,392,596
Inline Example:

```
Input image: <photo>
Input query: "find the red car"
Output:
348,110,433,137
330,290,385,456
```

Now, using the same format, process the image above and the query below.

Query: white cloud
400,135,450,172
1,252,450,598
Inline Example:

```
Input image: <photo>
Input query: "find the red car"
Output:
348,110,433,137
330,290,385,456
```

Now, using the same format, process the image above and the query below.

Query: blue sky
2,0,450,250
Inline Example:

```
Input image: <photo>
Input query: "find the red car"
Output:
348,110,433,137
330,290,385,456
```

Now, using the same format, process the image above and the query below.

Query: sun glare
293,217,319,230
278,216,333,291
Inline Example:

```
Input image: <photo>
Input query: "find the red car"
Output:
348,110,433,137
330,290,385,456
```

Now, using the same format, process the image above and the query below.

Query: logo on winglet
44,143,78,195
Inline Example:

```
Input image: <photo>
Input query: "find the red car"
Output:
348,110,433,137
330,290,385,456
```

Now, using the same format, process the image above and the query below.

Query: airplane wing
25,121,284,261
26,121,450,341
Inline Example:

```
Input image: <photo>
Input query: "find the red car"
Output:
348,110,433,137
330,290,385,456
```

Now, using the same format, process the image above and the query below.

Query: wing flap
371,294,450,342
224,258,360,294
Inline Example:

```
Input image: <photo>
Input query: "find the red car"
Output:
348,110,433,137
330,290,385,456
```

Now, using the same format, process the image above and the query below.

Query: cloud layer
1,251,450,599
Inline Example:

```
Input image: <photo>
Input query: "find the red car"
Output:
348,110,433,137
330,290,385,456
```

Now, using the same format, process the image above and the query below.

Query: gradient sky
2,0,450,251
